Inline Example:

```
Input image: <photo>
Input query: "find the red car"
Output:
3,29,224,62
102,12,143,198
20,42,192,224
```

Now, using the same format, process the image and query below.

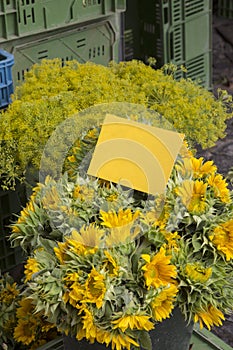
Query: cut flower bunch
0,58,232,189
10,135,233,350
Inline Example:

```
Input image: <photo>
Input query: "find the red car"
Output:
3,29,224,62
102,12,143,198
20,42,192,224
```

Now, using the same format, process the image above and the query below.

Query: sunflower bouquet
10,124,233,349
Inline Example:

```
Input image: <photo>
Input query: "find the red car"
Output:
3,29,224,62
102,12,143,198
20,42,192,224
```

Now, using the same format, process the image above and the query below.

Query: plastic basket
217,0,233,18
0,0,126,43
139,0,212,89
0,184,26,274
0,48,14,108
190,324,233,349
1,14,122,85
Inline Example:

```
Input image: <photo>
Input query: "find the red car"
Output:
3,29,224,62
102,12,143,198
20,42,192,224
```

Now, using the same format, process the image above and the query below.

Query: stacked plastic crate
124,0,212,89
0,0,126,87
139,0,212,89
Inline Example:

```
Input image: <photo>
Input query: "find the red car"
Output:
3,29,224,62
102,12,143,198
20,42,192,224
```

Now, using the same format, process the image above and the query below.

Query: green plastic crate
217,0,233,18
1,14,122,85
190,325,233,349
139,0,212,89
36,337,64,350
0,0,126,43
0,184,26,273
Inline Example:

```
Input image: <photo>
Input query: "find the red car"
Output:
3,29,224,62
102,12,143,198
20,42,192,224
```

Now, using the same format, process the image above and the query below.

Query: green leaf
139,330,152,350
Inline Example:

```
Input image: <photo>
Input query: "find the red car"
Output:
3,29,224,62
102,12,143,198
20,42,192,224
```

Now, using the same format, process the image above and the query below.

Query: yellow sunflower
141,247,177,289
24,257,39,282
103,251,119,276
100,208,140,246
0,281,19,305
151,284,178,322
194,305,225,330
41,185,61,210
112,314,154,332
209,220,233,260
73,184,94,201
176,179,208,214
207,173,231,203
84,269,106,309
185,263,212,283
14,318,38,345
190,157,217,178
71,224,105,248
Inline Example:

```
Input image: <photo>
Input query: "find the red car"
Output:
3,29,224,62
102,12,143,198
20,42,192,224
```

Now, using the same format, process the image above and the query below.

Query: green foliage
0,59,232,189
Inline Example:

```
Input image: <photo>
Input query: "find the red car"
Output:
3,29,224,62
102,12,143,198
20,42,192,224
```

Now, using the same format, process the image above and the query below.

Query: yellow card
87,114,184,195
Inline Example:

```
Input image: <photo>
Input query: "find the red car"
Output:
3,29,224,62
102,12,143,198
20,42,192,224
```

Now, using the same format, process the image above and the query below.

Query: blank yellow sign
87,114,184,195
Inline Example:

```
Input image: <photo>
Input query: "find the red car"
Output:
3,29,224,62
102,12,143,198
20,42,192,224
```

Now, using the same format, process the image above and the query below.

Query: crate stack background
0,0,126,91
124,0,212,90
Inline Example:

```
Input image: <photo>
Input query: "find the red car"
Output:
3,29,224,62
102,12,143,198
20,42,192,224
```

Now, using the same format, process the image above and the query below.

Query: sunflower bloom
100,208,140,246
16,298,34,318
54,241,69,264
176,179,208,214
209,220,233,260
185,263,212,283
110,332,140,350
73,185,94,201
84,269,106,308
141,247,177,289
41,186,61,210
71,224,105,248
194,305,225,330
151,284,178,322
24,257,39,282
14,318,38,345
112,314,154,332
207,173,231,203
0,282,19,304
190,157,217,178
81,306,98,341
103,251,119,276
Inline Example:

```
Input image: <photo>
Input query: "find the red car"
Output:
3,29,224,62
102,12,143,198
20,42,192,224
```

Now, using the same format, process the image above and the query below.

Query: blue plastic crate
0,49,14,108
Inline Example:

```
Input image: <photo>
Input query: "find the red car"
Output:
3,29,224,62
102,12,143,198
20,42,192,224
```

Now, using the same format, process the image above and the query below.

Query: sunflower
14,318,38,345
185,263,212,283
207,173,231,203
141,247,177,289
194,305,225,330
190,157,217,178
71,224,105,248
151,284,178,322
24,257,39,282
209,220,233,260
176,179,208,214
73,184,94,202
100,208,140,246
112,314,154,332
103,250,119,276
84,269,106,309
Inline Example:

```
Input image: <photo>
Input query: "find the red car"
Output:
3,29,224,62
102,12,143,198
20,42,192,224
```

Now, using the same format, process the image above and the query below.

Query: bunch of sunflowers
10,120,233,349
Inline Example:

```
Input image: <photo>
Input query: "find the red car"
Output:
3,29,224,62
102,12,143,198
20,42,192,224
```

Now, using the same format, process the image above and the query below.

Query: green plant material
10,140,233,349
0,59,232,189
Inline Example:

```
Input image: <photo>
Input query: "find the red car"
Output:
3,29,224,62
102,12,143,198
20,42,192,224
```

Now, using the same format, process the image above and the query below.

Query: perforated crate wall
0,0,126,43
1,14,122,85
217,0,233,18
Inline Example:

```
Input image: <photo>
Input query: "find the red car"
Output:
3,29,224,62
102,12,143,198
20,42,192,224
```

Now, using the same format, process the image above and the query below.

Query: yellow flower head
185,263,212,283
41,186,60,210
112,314,154,332
84,269,106,309
194,305,225,330
100,208,140,228
209,220,233,260
16,298,34,318
190,157,217,178
71,224,105,248
24,257,39,282
151,284,178,322
14,318,38,345
0,282,19,305
207,173,231,203
103,251,119,276
141,247,177,289
100,208,141,246
176,179,208,214
54,241,69,264
73,184,94,202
